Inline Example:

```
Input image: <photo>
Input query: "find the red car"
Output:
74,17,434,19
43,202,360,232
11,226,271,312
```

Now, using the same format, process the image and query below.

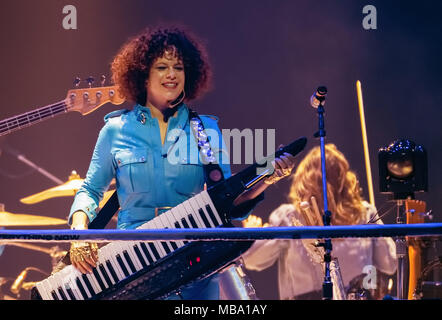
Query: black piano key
205,205,220,226
163,227,175,252
162,226,179,249
99,264,113,286
140,242,155,264
65,287,76,300
170,241,178,250
148,242,161,260
57,287,67,300
188,215,198,228
133,245,148,268
181,218,190,229
82,274,96,296
51,290,59,300
174,221,189,244
205,205,219,225
92,267,106,291
161,242,171,255
75,278,89,299
116,254,130,277
159,226,172,254
123,250,138,273
105,260,119,284
198,208,211,227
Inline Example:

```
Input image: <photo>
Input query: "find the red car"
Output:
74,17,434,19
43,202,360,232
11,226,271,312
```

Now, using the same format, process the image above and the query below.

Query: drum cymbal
20,171,115,204
0,210,66,226
20,171,84,204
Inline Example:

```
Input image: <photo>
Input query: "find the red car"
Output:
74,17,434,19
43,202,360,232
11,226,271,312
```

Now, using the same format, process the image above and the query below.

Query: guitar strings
0,100,68,133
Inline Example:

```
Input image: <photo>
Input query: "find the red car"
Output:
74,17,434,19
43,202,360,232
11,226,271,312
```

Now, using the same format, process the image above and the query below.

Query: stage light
378,139,428,199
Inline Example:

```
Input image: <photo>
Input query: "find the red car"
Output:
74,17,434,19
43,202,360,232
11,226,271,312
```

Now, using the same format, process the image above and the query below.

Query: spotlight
378,139,428,199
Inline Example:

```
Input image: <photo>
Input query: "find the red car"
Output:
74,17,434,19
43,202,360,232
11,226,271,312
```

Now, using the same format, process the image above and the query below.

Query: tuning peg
86,76,95,88
73,77,81,87
100,75,106,86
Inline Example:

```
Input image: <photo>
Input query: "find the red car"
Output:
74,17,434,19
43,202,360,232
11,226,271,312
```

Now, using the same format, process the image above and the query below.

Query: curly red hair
111,26,212,106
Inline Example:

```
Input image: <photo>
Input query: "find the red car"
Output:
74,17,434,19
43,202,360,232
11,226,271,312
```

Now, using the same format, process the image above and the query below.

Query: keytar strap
187,108,226,188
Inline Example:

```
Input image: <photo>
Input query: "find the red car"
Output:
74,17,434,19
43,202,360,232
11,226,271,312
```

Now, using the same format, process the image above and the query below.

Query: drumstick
356,80,375,207
299,201,316,226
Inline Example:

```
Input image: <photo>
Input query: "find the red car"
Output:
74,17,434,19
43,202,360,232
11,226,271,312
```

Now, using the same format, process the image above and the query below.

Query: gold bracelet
264,175,279,185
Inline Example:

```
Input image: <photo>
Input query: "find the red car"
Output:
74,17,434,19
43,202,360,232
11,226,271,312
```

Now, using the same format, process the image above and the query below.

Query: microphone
310,86,327,108
10,268,28,295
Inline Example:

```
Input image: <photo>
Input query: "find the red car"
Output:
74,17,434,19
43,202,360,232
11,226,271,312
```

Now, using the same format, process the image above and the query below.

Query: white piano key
113,242,133,276
94,247,115,285
73,269,93,299
85,269,101,295
44,278,58,300
163,208,185,247
46,274,63,300
126,242,144,271
96,262,112,288
139,241,158,262
145,220,167,257
170,206,185,228
93,262,109,289
189,195,215,228
101,244,125,281
137,220,167,260
36,279,52,300
116,241,142,273
58,267,77,300
195,193,220,227
176,202,195,229
157,214,179,251
99,257,117,285
132,242,151,267
66,272,83,300
52,272,70,300
182,200,204,228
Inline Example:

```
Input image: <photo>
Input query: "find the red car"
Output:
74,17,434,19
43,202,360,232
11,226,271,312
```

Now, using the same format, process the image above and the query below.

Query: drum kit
0,170,116,300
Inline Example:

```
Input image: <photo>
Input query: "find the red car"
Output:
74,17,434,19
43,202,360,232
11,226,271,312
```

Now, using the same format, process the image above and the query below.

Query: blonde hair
289,144,365,225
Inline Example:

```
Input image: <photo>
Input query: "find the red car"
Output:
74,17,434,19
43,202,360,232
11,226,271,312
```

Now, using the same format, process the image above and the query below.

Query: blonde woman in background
241,144,397,300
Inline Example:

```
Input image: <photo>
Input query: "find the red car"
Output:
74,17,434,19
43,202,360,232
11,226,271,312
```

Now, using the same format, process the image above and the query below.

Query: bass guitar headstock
65,76,126,115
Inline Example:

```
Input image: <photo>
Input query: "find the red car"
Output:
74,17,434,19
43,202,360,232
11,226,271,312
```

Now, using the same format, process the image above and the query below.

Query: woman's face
146,50,185,110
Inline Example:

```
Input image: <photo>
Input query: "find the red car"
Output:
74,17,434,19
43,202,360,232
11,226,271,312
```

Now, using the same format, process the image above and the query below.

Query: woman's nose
166,67,176,79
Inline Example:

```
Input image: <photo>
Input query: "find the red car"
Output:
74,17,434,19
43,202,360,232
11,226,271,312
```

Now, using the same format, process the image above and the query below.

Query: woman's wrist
71,224,88,230
71,211,89,230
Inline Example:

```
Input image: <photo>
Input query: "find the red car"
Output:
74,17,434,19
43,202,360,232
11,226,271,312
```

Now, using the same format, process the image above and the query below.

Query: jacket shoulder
198,114,220,131
104,109,130,123
199,114,219,122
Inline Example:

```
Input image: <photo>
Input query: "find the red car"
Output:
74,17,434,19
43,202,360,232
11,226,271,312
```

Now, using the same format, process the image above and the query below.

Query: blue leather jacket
69,103,233,299
69,104,231,229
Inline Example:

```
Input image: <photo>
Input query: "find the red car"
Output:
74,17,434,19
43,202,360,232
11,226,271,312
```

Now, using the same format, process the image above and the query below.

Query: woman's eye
175,66,184,71
157,66,167,70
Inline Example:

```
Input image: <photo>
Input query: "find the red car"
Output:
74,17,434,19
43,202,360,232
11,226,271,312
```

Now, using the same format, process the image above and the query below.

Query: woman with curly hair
67,26,296,300
242,144,397,299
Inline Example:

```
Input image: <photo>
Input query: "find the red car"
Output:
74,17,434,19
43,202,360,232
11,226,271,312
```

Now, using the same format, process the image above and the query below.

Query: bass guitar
0,85,125,137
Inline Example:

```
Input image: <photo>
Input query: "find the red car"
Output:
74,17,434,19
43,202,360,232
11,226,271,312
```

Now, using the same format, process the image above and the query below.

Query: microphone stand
314,102,334,300
393,193,413,300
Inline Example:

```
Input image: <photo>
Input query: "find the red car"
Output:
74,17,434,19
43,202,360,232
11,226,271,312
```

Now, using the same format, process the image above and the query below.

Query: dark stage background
0,0,441,300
